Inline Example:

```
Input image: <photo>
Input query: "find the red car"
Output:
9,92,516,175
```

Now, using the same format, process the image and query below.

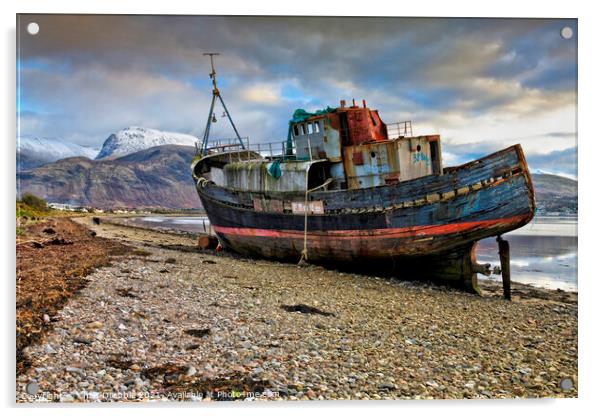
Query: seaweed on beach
141,364,272,400
184,328,211,338
281,304,335,317
16,218,130,375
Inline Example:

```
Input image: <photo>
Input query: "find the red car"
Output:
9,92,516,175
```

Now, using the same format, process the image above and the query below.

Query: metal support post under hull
497,236,511,300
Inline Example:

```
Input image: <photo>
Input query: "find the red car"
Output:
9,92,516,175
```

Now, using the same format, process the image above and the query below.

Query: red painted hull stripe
212,215,528,240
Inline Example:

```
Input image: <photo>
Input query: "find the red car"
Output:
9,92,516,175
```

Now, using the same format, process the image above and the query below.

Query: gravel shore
16,217,578,402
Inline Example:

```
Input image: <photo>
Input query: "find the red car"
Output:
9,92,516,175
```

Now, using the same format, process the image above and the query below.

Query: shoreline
16,216,578,401
96,215,578,298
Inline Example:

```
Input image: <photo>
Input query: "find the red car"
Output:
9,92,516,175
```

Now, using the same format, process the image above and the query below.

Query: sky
17,15,577,178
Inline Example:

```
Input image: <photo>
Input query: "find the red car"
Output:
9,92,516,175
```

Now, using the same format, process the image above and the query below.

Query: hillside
17,145,201,209
531,173,578,214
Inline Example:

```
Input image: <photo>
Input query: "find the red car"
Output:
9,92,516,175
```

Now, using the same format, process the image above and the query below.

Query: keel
395,243,482,294
433,242,481,295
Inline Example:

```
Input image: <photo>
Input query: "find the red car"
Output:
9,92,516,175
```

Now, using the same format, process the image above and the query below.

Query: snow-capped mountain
96,126,199,160
17,136,99,170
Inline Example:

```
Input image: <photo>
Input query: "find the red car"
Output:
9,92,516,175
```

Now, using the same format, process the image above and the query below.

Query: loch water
127,214,578,292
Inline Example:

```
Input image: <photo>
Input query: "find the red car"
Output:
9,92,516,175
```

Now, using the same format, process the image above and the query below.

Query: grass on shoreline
16,194,74,235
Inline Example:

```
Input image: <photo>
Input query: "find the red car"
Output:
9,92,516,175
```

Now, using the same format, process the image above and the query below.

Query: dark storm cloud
17,15,577,175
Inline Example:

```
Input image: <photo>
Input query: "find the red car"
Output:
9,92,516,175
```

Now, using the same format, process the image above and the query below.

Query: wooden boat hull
194,145,535,292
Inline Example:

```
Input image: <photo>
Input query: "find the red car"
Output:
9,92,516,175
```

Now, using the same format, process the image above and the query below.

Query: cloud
16,15,577,177
239,83,283,105
440,137,577,179
18,63,206,145
526,147,578,179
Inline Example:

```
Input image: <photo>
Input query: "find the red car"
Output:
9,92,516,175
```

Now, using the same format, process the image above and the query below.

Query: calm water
128,215,577,292
126,216,213,234
476,216,577,291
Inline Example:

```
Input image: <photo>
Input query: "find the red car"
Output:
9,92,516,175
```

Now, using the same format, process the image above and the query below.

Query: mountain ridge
17,136,99,170
17,145,201,209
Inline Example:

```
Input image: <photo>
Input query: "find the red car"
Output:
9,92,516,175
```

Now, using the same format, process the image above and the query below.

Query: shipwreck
191,55,535,294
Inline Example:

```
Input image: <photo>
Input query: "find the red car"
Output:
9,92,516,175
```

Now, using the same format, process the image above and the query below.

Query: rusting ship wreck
191,60,535,293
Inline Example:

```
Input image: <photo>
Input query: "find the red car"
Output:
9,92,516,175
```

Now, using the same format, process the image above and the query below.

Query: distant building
48,202,92,212
48,203,76,211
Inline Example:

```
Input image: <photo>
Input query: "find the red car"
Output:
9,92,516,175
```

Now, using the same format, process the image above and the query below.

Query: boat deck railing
386,121,413,139
198,137,297,162
196,137,249,154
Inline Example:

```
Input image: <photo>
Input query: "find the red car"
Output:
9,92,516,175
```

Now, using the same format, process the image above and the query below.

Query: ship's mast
199,53,245,155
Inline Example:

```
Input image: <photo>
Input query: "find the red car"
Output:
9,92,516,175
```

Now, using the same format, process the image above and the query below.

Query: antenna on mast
199,53,245,156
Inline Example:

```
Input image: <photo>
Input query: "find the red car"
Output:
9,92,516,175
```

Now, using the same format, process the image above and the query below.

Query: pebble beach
16,217,578,402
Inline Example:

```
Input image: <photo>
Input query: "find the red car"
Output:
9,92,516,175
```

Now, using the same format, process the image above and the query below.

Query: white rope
299,177,332,265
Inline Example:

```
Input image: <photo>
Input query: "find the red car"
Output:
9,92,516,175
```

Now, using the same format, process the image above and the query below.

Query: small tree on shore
20,193,49,212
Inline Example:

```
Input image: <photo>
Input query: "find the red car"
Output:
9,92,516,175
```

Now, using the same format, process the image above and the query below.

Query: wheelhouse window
301,124,307,135
314,121,321,133
307,123,314,134
293,124,299,136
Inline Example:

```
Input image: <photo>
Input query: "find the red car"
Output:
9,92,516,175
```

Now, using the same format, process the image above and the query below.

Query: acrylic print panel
16,15,577,402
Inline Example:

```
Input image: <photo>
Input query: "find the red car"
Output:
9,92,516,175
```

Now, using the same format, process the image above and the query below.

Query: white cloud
239,84,282,105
